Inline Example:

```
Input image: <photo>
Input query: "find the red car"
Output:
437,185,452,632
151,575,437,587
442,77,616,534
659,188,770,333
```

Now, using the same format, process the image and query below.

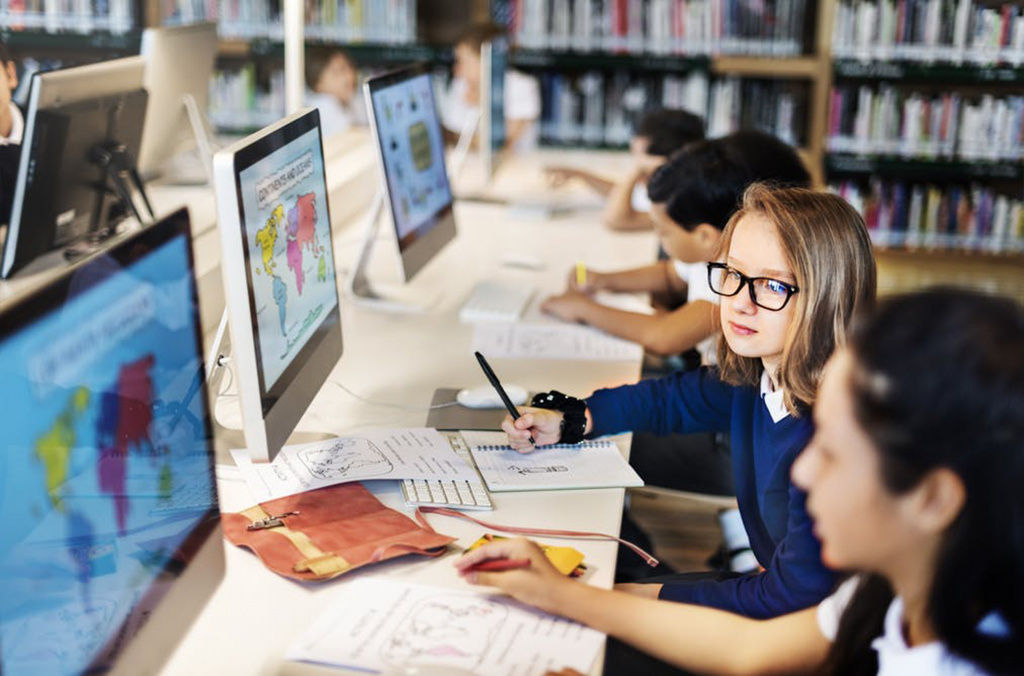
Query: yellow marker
576,260,587,288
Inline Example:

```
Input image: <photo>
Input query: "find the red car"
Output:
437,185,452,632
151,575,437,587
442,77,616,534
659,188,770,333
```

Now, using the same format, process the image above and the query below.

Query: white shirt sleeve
503,70,540,121
817,577,861,642
672,260,718,305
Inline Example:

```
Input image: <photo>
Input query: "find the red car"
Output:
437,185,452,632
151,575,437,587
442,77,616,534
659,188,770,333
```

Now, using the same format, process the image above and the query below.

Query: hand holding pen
455,538,570,612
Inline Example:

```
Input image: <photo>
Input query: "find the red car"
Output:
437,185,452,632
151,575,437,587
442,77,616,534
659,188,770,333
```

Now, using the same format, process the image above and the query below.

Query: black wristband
531,390,588,445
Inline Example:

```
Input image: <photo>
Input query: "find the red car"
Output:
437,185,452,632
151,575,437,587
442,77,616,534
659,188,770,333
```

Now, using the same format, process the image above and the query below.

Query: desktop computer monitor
1,56,149,279
479,36,508,181
365,64,456,283
213,108,343,463
0,207,224,674
137,22,219,182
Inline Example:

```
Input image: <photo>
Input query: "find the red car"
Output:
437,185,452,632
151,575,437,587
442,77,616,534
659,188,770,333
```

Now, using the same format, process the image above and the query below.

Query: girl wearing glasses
465,288,1024,675
498,185,877,622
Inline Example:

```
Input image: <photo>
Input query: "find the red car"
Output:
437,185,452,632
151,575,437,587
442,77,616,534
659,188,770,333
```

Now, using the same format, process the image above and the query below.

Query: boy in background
304,46,367,138
545,108,704,230
438,22,540,154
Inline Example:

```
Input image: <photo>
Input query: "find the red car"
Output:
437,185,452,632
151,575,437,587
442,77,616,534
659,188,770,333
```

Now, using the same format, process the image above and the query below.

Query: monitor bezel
364,63,457,282
1,56,147,279
0,207,223,674
213,108,344,462
228,109,342,409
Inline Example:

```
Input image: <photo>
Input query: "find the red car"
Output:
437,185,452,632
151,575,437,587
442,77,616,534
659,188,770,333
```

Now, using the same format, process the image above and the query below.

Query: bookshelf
823,0,1024,298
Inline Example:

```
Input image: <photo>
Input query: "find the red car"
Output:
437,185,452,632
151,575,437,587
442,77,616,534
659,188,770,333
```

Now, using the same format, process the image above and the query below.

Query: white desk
14,140,652,675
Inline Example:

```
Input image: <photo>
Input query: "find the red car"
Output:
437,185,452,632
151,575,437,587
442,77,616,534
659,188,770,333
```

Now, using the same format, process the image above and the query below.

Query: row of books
207,64,285,133
161,0,418,43
537,70,806,147
832,0,1024,65
828,85,1024,161
832,179,1024,252
0,0,135,34
509,0,807,56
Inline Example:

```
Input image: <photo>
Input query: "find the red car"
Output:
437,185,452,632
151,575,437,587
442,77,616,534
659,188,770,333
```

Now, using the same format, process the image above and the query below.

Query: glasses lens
752,278,791,310
711,266,742,295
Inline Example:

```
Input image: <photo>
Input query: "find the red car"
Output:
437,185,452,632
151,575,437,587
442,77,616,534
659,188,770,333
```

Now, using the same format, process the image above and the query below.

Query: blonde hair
715,183,877,413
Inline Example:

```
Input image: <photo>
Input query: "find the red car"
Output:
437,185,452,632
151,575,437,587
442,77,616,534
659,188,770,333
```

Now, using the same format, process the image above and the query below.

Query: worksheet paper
230,428,477,502
460,431,644,492
287,578,604,675
472,322,643,361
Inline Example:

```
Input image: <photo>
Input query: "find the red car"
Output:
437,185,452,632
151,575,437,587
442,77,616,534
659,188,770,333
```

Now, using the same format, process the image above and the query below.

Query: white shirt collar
759,371,790,423
1,102,23,145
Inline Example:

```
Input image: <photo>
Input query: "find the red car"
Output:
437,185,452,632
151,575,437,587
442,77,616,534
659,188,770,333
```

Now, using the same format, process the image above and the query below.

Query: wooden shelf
712,56,821,78
874,246,1024,264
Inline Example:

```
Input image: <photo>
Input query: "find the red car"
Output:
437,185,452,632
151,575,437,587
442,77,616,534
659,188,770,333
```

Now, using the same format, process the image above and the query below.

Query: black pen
474,351,535,446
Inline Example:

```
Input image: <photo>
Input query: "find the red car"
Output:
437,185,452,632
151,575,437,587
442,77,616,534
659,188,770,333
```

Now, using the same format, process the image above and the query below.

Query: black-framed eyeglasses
706,262,799,311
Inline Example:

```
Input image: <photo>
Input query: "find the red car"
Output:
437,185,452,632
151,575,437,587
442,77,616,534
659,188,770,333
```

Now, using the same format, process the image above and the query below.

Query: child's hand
541,289,594,323
455,538,571,612
566,267,605,293
543,166,576,188
501,407,562,451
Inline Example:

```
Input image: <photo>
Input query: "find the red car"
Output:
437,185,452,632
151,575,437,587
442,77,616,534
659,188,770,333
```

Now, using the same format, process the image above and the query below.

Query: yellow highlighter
576,260,587,288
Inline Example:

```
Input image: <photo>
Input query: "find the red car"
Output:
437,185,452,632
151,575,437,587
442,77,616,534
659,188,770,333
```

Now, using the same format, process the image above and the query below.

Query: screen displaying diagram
238,127,338,393
370,71,453,248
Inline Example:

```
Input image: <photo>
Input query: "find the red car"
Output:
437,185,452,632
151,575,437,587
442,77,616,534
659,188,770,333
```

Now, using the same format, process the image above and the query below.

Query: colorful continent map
255,193,324,340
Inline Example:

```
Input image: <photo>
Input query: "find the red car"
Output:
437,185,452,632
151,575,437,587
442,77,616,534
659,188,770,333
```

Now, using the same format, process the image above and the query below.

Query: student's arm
658,483,838,619
544,166,617,195
573,260,687,297
541,294,716,357
503,118,534,153
603,167,653,231
503,368,735,452
456,539,831,674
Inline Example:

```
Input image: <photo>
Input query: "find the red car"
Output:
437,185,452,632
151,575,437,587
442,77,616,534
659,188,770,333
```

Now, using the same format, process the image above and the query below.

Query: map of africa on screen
239,128,338,393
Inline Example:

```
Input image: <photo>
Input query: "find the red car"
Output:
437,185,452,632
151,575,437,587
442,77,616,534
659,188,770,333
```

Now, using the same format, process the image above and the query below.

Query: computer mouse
457,384,528,409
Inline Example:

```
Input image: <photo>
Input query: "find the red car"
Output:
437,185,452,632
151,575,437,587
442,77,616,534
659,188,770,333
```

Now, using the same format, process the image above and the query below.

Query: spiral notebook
459,431,644,492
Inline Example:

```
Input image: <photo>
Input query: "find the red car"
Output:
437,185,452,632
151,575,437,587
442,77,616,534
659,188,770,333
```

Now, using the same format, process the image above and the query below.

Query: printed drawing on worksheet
381,595,508,671
297,438,393,480
287,578,605,675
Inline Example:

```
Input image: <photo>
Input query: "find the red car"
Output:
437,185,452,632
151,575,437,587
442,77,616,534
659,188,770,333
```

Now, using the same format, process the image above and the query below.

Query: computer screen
365,64,456,281
480,36,508,181
0,207,223,674
213,108,343,462
138,22,219,181
1,56,148,279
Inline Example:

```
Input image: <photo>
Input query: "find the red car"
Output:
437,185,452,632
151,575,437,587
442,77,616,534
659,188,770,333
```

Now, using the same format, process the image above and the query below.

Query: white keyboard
401,433,493,510
458,280,534,323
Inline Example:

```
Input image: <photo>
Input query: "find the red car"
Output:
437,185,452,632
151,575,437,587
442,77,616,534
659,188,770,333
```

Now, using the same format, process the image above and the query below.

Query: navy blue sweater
587,367,836,619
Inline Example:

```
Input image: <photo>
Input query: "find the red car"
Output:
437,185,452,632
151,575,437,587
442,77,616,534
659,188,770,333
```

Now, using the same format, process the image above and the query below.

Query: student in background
543,130,810,365
458,288,1024,675
545,108,705,231
437,22,540,153
494,186,878,620
304,46,367,138
0,39,22,225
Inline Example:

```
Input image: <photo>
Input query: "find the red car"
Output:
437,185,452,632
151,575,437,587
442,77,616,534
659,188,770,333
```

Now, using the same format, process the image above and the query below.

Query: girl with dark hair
456,288,1024,674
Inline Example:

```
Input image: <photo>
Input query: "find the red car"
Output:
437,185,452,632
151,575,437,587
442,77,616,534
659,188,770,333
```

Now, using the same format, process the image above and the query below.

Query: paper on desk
287,577,604,676
230,428,477,502
472,322,643,361
461,431,644,492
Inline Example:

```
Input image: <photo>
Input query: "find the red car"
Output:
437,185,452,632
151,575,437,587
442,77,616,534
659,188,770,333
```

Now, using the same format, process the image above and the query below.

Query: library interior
0,1,1021,674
